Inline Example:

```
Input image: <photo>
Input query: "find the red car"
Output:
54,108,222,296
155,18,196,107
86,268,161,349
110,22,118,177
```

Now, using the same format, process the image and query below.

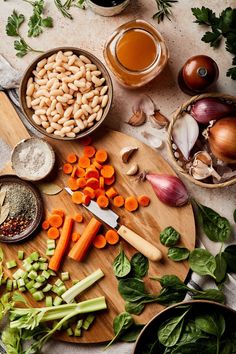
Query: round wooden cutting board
0,92,195,344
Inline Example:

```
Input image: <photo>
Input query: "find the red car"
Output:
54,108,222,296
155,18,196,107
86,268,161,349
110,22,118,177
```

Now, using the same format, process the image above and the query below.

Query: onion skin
209,117,236,163
191,98,236,124
146,173,189,207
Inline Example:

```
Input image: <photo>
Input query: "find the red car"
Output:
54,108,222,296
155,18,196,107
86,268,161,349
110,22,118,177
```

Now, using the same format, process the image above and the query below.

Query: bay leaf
0,190,6,207
0,203,10,225
38,183,62,195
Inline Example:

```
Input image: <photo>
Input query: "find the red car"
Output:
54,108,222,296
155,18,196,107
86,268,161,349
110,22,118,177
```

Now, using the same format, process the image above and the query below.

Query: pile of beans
26,50,109,138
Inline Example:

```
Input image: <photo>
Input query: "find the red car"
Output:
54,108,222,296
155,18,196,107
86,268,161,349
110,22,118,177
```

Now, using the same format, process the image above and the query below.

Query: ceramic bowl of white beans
20,47,113,140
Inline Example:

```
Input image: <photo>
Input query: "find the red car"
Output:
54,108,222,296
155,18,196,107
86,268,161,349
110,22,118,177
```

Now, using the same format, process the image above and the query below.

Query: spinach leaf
178,320,208,345
191,288,225,303
214,252,227,283
171,340,217,353
105,312,134,348
196,202,231,242
152,275,189,292
167,247,190,261
160,226,180,246
113,247,131,278
195,313,225,337
222,245,236,272
118,278,153,303
119,323,144,342
130,253,149,278
125,301,145,315
158,308,190,347
189,249,216,279
156,287,187,305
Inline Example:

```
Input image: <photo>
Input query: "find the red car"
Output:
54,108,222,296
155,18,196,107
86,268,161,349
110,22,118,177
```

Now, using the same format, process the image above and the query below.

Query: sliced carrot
42,220,50,230
83,146,96,158
95,150,108,164
48,214,63,228
97,195,109,209
71,166,77,178
113,195,125,207
83,194,91,206
92,160,102,170
83,187,95,199
72,232,81,242
76,177,87,189
74,213,83,223
49,217,74,271
125,196,139,212
68,177,79,191
51,209,65,218
86,177,99,190
95,189,105,198
85,168,99,180
67,153,78,164
93,234,107,249
105,230,119,245
99,176,104,189
138,195,151,207
101,165,114,178
47,227,60,240
80,136,92,146
72,191,84,204
79,156,90,169
63,163,73,175
106,187,118,199
68,217,102,262
104,175,115,186
76,167,85,178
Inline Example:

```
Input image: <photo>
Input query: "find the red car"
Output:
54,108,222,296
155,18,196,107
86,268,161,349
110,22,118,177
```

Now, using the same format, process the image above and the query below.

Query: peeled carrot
86,177,99,190
95,150,108,164
125,196,139,212
76,167,86,178
51,209,65,218
83,146,96,158
79,156,90,169
68,177,79,191
83,187,95,199
97,195,109,208
63,163,73,175
72,232,81,242
76,177,87,189
42,220,50,230
81,136,92,146
95,189,105,198
106,187,118,199
67,153,78,164
92,160,102,170
72,191,84,204
138,195,151,207
71,166,77,178
93,234,107,249
74,213,83,223
68,217,102,262
47,227,60,240
49,217,74,271
85,168,99,180
48,214,63,228
104,175,115,186
113,195,124,207
99,176,104,189
101,165,114,178
83,194,91,206
105,230,119,245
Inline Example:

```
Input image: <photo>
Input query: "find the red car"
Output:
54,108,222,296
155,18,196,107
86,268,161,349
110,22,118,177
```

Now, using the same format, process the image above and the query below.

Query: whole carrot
49,216,74,271
69,217,102,262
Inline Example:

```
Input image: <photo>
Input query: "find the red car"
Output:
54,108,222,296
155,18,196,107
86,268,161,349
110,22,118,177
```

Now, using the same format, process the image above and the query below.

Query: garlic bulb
189,151,221,181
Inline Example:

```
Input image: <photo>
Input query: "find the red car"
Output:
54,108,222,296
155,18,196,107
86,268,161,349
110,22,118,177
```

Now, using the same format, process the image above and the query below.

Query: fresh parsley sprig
192,6,236,80
54,0,85,20
23,0,53,37
153,0,178,23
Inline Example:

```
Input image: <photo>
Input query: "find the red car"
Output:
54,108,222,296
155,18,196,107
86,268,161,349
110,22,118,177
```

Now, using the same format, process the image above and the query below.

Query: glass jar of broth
104,20,169,88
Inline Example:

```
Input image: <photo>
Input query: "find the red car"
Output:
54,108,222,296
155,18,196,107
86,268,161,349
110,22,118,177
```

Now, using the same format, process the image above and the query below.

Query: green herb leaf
118,278,152,303
27,0,53,37
202,30,222,47
2,327,22,354
119,323,144,342
113,247,131,278
105,312,134,348
12,292,28,305
214,252,227,283
6,10,25,36
156,287,187,305
14,39,30,57
171,341,217,354
167,247,190,262
125,301,145,315
153,0,178,23
227,67,236,80
178,320,208,345
160,226,180,246
191,288,225,304
189,248,216,279
130,253,149,278
195,313,225,337
192,6,216,25
152,275,188,292
222,245,236,272
218,7,236,34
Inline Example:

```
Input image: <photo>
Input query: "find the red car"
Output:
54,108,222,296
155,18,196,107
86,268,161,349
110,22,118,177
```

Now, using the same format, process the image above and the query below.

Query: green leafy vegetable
153,0,178,23
113,247,131,278
191,288,225,304
119,323,144,342
24,0,53,37
160,226,180,246
118,278,152,303
167,247,190,262
214,252,227,283
2,327,22,354
222,245,236,272
125,301,145,315
189,249,216,279
105,312,134,348
195,313,225,340
130,253,149,278
54,0,85,20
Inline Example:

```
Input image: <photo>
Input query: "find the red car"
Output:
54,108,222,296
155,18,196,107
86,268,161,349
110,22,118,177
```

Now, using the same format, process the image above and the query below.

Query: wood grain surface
0,92,196,343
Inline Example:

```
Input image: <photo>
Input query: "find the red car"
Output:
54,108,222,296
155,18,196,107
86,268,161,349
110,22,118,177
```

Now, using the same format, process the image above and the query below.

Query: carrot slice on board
72,191,84,204
113,195,124,207
67,153,78,164
138,195,151,207
105,230,119,245
101,165,114,178
42,220,50,230
93,234,107,249
80,136,92,146
83,194,91,206
68,177,79,191
76,177,87,189
83,146,96,158
47,227,60,240
97,195,109,208
74,213,83,223
125,196,139,212
71,166,77,178
79,156,90,169
86,178,99,190
63,163,73,175
92,160,102,170
83,187,95,199
99,176,104,189
76,167,86,178
85,168,99,180
48,215,63,228
104,175,115,186
51,209,65,218
95,150,108,164
106,187,118,199
72,232,81,242
95,189,105,198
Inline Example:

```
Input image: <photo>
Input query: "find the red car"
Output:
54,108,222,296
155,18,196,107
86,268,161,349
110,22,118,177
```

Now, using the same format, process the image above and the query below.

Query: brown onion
208,117,236,163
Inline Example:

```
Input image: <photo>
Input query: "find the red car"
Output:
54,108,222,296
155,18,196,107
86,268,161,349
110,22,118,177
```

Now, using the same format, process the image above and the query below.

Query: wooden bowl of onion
167,93,236,188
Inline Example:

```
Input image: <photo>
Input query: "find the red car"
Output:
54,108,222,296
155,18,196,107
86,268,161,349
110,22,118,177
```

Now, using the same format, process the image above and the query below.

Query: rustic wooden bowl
133,300,236,354
19,47,113,141
167,93,236,188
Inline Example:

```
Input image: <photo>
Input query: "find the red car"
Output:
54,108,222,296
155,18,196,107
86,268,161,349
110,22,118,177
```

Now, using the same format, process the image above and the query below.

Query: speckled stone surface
0,0,235,353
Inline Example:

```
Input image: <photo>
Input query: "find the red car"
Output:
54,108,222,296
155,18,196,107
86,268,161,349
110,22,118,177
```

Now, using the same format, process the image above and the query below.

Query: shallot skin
146,173,189,207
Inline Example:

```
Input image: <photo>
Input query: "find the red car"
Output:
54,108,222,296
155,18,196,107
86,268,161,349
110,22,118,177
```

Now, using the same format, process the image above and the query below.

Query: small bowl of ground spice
11,138,55,181
0,175,43,243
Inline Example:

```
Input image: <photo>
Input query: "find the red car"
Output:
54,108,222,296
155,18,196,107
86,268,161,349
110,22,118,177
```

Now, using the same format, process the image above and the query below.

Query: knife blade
65,187,162,261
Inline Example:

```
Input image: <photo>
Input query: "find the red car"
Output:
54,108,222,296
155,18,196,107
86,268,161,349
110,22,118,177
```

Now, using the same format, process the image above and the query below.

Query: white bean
81,95,88,105
91,70,101,77
51,109,58,116
35,109,46,115
64,51,73,57
48,72,58,79
68,83,78,91
87,122,94,128
64,120,75,127
74,80,86,88
39,97,47,108
76,92,82,104
91,96,99,108
52,114,61,122
31,97,40,106
58,117,68,125
32,114,42,125
83,120,88,128
27,77,33,88
66,132,76,138
62,76,75,83
75,119,85,130
96,108,103,121
91,75,102,86
93,105,100,113
74,59,84,67
50,99,57,111
51,89,63,96
86,71,92,82
62,82,69,93
79,55,91,64
35,78,47,86
51,122,62,130
26,83,34,96
101,95,108,108
74,71,83,80
64,106,73,118
64,94,73,100
54,130,65,137
67,99,75,105
73,103,79,115
26,96,31,108
68,55,76,66
73,127,80,133
45,62,54,71
42,121,50,129
34,90,50,98
100,85,108,96
37,58,47,68
87,113,97,123
38,68,46,77
46,126,54,134
40,115,48,122
57,96,68,103
56,102,64,115
82,104,92,114
69,66,80,74
61,126,72,134
74,109,84,119
85,64,97,71
84,91,94,100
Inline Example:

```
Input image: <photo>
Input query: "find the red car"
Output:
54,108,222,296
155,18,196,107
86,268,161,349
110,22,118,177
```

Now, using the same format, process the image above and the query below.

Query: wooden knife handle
117,225,162,262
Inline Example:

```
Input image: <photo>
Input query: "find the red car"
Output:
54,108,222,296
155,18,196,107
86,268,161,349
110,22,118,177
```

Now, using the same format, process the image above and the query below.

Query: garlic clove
141,131,163,149
127,110,146,126
149,110,169,129
120,146,138,163
189,159,221,181
132,95,155,117
193,151,212,166
126,163,139,176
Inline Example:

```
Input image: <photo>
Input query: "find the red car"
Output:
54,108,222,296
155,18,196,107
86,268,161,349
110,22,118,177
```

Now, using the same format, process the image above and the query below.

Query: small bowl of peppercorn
0,175,43,243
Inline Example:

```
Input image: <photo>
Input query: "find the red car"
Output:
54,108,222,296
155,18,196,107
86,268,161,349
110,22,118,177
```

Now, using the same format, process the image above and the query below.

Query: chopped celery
61,272,70,281
55,279,63,287
13,280,17,290
82,314,95,330
61,320,69,330
47,240,56,249
22,262,33,272
39,257,47,262
53,296,63,306
39,263,48,271
28,270,37,280
76,319,83,329
48,270,56,276
6,260,17,269
72,280,80,285
36,275,46,283
26,280,35,290
17,279,25,288
52,285,59,294
33,291,44,301
41,270,50,279
74,328,81,337
42,284,52,293
66,328,73,336
57,285,67,296
32,262,40,271
33,282,43,289
30,252,39,261
18,250,24,260
46,249,54,256
29,287,37,294
45,296,53,307
24,256,34,264
62,269,104,304
6,279,13,291
21,272,28,281
19,287,26,292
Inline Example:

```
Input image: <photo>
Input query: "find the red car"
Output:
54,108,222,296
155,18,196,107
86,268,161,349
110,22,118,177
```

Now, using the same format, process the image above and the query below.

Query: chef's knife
65,187,162,261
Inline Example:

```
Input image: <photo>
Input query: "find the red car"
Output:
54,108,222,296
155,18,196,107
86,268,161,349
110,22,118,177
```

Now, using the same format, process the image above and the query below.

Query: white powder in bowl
11,138,55,181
